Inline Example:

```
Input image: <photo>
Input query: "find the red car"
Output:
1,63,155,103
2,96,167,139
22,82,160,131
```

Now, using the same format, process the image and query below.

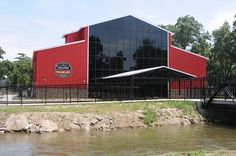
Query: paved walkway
0,96,202,106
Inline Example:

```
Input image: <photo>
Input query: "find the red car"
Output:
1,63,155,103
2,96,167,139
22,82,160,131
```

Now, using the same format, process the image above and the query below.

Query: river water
0,125,236,156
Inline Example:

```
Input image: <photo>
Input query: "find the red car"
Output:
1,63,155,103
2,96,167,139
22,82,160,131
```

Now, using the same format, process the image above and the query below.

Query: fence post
95,83,97,103
178,80,181,97
69,84,71,104
169,80,171,100
45,86,47,105
183,80,185,100
202,78,205,103
6,86,8,106
20,87,23,106
190,79,192,99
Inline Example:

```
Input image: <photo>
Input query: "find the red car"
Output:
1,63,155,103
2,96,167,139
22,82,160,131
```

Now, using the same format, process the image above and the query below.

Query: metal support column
131,76,134,99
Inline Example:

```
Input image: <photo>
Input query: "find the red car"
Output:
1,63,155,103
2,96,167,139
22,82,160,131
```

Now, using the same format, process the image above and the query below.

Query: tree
209,22,234,79
10,53,32,87
161,15,211,57
0,47,5,60
230,15,236,75
0,60,14,85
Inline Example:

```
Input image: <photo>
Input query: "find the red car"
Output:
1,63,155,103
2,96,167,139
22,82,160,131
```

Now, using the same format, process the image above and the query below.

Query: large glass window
89,16,168,80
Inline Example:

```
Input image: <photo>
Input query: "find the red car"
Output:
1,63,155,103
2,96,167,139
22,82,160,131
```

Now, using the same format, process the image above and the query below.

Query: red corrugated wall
168,33,207,89
33,27,88,86
168,33,207,77
64,27,87,44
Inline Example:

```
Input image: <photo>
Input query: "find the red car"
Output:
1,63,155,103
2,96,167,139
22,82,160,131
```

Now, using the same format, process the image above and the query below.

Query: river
0,125,236,156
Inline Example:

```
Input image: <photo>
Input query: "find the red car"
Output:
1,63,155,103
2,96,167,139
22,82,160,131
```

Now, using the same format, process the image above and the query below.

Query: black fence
0,77,235,105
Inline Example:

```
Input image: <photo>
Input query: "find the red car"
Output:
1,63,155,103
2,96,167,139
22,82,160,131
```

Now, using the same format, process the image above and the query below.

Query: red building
33,16,207,99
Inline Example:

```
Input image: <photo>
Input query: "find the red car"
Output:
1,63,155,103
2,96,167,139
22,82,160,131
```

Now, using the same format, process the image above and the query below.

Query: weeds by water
163,150,231,156
143,108,157,126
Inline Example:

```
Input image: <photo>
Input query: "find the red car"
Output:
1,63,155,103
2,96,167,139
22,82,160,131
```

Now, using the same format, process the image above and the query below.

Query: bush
143,108,157,126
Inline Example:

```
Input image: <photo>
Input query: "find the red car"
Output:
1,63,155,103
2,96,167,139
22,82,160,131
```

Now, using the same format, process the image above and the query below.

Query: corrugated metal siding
64,27,87,44
33,27,88,86
168,33,207,89
169,46,207,77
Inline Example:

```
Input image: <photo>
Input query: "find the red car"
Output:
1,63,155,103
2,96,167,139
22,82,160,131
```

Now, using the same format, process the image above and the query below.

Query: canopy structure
102,66,196,80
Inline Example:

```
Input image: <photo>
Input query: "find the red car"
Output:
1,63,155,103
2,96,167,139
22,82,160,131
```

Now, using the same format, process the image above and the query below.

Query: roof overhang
102,66,196,80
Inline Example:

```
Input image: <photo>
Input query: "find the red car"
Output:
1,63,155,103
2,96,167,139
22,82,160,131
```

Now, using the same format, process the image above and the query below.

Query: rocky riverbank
0,106,205,134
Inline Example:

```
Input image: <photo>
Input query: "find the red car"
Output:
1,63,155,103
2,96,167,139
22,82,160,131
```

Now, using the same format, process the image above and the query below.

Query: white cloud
205,11,235,32
37,0,65,9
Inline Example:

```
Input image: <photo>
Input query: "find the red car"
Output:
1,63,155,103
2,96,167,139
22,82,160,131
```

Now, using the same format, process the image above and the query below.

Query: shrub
143,108,157,126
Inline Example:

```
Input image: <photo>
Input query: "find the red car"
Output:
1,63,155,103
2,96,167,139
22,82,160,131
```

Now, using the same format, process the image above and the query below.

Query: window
89,16,168,80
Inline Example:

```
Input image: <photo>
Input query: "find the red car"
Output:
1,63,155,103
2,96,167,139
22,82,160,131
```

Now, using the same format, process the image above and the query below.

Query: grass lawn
0,101,196,114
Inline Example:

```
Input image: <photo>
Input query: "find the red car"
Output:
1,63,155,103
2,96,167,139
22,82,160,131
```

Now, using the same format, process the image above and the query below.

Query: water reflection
1,125,236,155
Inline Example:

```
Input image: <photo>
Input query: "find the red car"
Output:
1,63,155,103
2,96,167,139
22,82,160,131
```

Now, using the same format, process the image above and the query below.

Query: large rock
40,120,58,132
6,114,29,131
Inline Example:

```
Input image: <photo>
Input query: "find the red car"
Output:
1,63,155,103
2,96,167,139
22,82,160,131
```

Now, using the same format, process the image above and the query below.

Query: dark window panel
89,69,96,80
150,58,156,67
103,56,110,70
161,50,167,59
117,32,124,45
124,32,130,45
123,44,130,71
161,31,167,51
109,70,117,76
109,57,117,69
103,43,110,57
95,70,103,79
130,17,137,32
143,44,150,58
109,43,117,57
155,59,162,66
102,69,110,77
130,32,136,44
136,20,143,32
89,41,96,56
95,55,103,70
143,58,150,68
89,56,96,70
149,33,155,41
161,59,167,66
116,44,123,54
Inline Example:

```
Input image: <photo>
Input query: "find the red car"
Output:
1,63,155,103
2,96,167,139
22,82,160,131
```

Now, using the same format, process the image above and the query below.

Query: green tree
0,60,14,85
11,53,32,87
0,47,5,60
208,21,235,81
230,15,236,75
161,15,211,57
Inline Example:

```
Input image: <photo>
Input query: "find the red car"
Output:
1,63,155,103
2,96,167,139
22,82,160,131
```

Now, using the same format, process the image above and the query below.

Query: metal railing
1,77,234,105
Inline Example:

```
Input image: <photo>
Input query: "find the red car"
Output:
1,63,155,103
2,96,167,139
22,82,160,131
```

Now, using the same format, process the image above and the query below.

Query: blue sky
0,0,236,60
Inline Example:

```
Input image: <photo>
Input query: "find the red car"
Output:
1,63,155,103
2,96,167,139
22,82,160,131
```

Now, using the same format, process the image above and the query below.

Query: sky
0,0,236,60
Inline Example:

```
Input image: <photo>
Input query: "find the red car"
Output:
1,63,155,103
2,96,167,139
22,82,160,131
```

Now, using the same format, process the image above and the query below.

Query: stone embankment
0,108,205,134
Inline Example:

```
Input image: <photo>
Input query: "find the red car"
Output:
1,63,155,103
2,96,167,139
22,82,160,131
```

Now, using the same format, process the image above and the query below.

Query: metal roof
102,66,196,80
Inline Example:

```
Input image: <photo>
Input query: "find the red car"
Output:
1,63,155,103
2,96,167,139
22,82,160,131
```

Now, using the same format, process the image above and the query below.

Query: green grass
143,108,157,125
0,100,196,114
163,150,231,156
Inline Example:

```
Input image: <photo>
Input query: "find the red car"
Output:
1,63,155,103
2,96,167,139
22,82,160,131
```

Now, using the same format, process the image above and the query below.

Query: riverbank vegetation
162,150,236,156
0,101,195,114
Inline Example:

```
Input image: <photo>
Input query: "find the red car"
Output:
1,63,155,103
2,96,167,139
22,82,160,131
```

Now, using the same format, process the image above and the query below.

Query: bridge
201,78,236,110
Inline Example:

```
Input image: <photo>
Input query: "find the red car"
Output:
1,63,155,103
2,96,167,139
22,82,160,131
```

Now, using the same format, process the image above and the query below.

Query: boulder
6,114,29,131
40,120,58,132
